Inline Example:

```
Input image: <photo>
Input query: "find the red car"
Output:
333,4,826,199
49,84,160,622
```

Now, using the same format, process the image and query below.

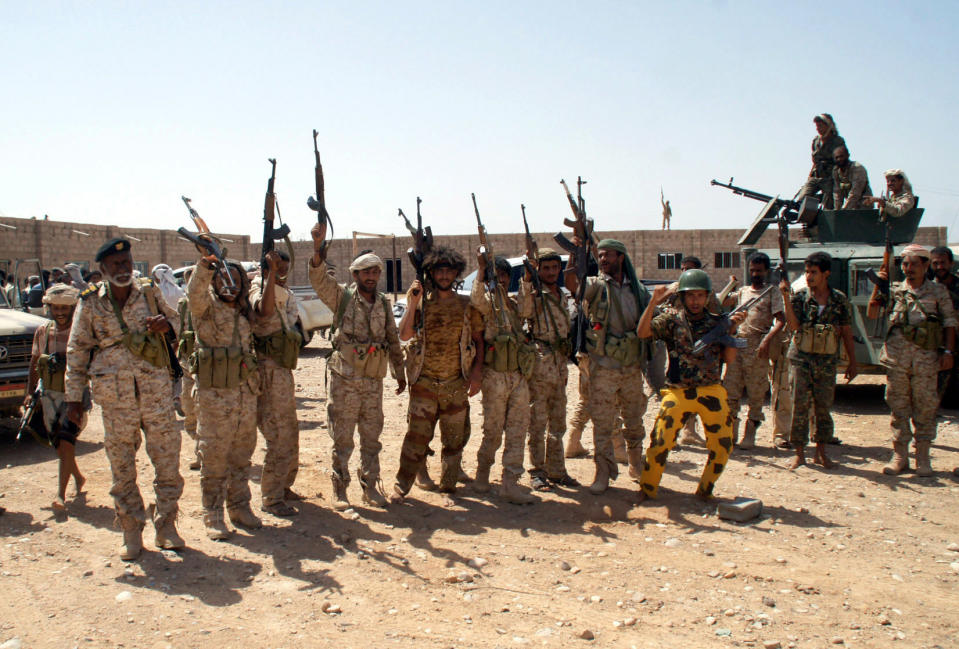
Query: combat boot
360,476,388,508
229,504,264,529
150,505,185,551
203,508,232,541
119,518,144,561
331,474,350,511
739,419,758,450
589,461,610,495
915,441,934,477
678,420,705,446
627,446,644,482
500,477,537,505
882,442,910,475
473,463,492,494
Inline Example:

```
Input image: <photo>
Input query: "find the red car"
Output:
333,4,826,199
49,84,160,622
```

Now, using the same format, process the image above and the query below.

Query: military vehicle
712,179,925,374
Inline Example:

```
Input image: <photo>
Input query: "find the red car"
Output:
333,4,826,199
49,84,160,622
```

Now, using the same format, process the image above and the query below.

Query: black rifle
262,158,291,261
399,197,434,286
521,203,545,333
16,379,43,443
691,283,776,354
472,193,509,329
176,227,233,286
552,177,595,357
307,130,334,248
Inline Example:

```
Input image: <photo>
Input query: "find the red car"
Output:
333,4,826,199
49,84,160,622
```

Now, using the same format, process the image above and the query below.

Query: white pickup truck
173,265,333,346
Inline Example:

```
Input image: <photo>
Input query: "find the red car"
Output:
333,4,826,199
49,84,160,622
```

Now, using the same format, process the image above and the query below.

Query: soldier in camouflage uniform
798,113,845,209
564,239,649,495
565,356,591,458
66,238,184,560
870,245,956,477
523,248,579,489
391,246,484,503
831,145,873,209
250,250,303,516
188,255,263,539
471,254,535,505
636,269,745,502
867,169,916,217
930,246,959,404
175,267,201,471
780,252,859,470
722,253,785,449
309,223,405,509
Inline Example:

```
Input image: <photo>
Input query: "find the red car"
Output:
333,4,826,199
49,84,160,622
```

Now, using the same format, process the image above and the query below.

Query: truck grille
0,334,34,368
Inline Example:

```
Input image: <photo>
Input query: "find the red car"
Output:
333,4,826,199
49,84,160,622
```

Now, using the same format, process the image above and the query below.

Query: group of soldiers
14,149,958,560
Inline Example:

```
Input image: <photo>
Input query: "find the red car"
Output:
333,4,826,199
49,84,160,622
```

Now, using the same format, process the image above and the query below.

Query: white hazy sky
2,1,958,243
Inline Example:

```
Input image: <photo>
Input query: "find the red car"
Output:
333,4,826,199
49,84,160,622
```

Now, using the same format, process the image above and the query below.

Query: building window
657,252,683,270
714,252,740,269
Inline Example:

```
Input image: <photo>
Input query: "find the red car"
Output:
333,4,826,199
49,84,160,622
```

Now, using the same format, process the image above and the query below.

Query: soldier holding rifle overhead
309,219,405,509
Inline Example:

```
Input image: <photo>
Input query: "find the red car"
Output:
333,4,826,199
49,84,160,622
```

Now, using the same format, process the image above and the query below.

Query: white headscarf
152,263,184,309
884,169,913,195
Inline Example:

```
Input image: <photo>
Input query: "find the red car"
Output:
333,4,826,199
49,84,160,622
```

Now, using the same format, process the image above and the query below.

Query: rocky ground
2,335,958,649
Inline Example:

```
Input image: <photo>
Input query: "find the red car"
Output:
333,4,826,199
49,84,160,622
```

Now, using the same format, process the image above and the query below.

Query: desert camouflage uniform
768,329,795,444
787,287,851,445
640,307,734,498
884,191,916,218
176,297,200,471
522,281,572,479
249,278,302,507
832,161,873,209
472,278,533,482
310,261,403,489
723,284,784,430
66,280,183,531
880,280,956,444
395,293,481,495
188,265,260,514
583,275,648,478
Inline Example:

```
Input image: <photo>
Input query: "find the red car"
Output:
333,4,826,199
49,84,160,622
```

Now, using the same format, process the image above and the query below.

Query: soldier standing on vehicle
250,250,303,516
798,113,845,209
867,169,916,216
470,254,536,504
831,146,873,209
635,269,745,502
871,245,956,477
188,254,263,539
391,246,484,503
523,248,580,490
564,239,649,495
26,284,88,511
309,223,405,509
779,252,858,470
722,253,785,449
65,238,184,560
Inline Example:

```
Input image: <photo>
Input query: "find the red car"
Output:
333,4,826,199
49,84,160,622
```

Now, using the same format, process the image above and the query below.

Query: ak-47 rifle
866,193,893,320
178,197,234,287
521,203,544,333
262,158,291,262
16,378,45,444
400,197,434,287
472,193,509,328
691,284,776,354
307,130,334,249
553,177,595,357
776,209,790,283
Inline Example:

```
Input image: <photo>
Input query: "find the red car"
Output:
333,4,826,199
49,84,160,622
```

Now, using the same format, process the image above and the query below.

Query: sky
2,1,959,244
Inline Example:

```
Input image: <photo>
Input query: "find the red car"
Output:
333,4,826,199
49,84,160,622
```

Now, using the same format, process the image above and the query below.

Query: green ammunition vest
191,310,259,389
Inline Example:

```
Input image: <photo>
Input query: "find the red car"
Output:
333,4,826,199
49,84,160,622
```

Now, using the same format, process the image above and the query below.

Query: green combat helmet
677,269,712,292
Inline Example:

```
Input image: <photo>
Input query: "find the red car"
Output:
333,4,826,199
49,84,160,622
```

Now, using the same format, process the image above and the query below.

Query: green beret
95,237,131,262
537,247,561,261
597,239,627,254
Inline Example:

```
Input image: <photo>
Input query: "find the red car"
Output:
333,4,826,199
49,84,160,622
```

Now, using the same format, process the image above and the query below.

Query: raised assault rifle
866,194,893,320
178,196,234,287
552,176,595,357
472,193,509,329
399,197,433,287
307,130,334,249
262,158,291,262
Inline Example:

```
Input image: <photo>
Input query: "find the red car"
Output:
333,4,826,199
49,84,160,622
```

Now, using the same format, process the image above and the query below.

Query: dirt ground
2,335,958,649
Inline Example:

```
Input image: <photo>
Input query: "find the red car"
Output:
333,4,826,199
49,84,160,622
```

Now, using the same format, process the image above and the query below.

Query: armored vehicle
712,179,925,373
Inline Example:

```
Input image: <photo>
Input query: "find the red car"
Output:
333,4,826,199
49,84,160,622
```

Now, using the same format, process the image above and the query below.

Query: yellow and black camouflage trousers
258,360,300,505
639,384,733,498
